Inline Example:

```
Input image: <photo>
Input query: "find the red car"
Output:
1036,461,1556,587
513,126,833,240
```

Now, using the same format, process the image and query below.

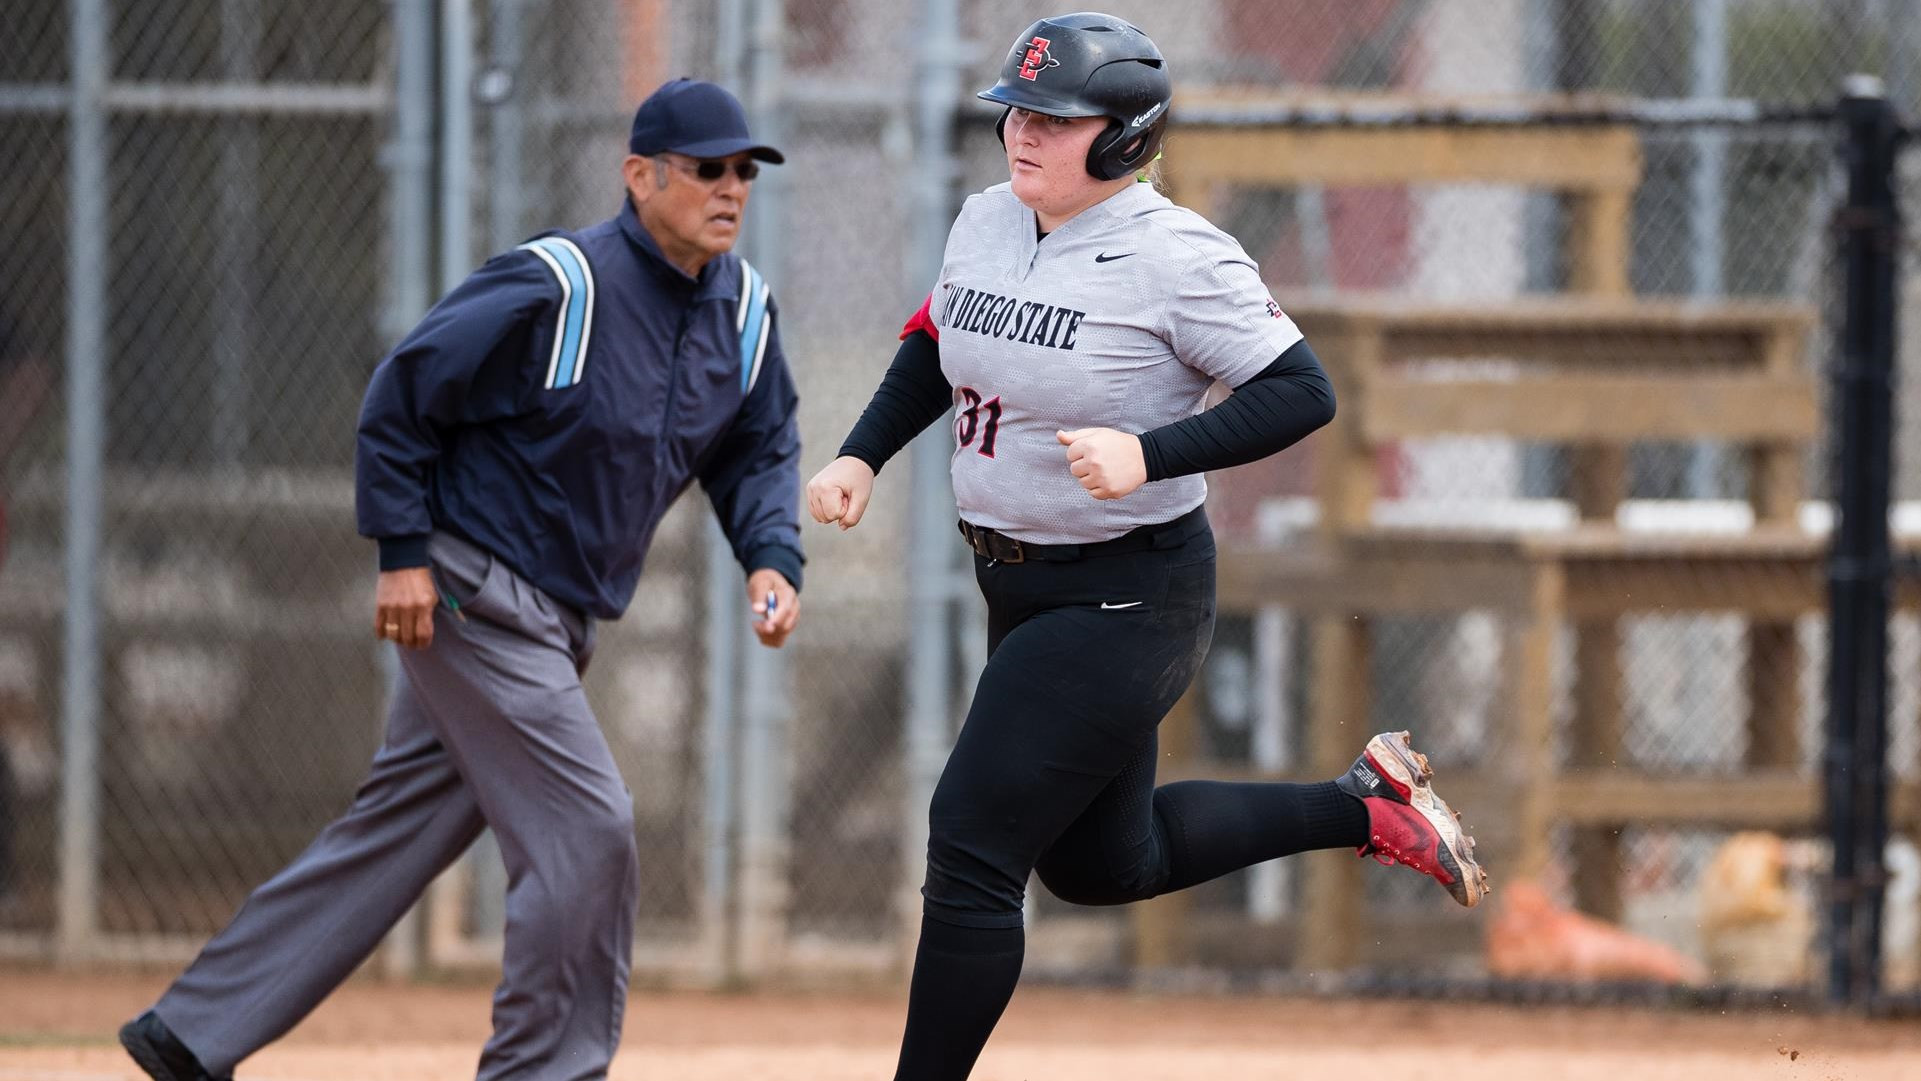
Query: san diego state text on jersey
940,285,1086,351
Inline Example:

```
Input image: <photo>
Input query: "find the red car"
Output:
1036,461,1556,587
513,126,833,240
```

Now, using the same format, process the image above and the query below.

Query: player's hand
1058,428,1147,500
747,568,799,648
375,566,438,650
806,455,876,531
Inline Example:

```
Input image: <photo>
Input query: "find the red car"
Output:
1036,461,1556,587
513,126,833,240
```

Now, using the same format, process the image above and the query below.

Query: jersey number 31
955,386,1001,458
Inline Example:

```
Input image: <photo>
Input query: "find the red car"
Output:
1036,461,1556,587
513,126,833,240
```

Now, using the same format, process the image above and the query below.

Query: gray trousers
156,532,638,1080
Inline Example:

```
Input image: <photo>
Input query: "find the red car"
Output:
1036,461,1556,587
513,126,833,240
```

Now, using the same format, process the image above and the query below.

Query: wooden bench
1219,296,1820,968
1107,91,1836,972
1124,288,1828,971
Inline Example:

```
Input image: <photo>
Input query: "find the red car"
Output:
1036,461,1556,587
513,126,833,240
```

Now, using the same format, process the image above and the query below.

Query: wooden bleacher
1128,94,1850,972
1167,90,1644,297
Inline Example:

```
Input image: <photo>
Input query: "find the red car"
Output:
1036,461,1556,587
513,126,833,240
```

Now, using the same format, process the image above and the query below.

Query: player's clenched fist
1057,428,1147,500
806,455,877,530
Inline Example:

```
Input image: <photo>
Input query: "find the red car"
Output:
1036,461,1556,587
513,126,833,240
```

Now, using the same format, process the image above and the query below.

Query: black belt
957,507,1207,564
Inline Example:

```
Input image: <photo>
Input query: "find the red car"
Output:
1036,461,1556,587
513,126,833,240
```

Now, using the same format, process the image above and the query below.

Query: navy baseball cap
628,78,785,163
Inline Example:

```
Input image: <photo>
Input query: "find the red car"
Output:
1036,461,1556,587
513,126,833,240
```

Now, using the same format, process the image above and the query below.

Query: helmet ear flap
1087,118,1166,181
1084,119,1125,180
994,107,1010,147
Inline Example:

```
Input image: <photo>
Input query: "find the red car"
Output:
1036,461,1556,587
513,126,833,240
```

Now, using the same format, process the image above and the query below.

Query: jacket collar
619,198,712,288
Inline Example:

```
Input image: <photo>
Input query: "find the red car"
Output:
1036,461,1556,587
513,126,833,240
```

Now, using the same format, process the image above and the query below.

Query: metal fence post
415,0,481,973
1685,0,1728,496
56,0,109,967
899,0,964,973
699,0,751,988
374,0,439,980
484,0,527,253
383,0,436,345
1825,73,1903,1007
439,0,474,295
733,0,792,979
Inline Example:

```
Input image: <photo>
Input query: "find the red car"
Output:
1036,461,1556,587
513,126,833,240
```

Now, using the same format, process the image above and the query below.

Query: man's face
627,151,758,271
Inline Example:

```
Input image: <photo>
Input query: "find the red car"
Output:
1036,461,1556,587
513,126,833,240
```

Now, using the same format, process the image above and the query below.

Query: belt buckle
996,536,1026,564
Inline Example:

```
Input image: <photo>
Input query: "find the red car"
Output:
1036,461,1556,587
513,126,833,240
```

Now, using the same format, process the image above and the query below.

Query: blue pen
764,589,777,621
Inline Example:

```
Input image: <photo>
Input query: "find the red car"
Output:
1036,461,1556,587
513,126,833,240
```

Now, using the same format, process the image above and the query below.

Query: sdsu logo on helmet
1017,36,1060,81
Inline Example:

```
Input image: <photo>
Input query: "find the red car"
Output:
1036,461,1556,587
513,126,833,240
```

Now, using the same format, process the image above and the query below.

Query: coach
119,78,803,1081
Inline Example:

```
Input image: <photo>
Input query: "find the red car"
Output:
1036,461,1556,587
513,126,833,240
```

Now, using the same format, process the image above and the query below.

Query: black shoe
118,1010,229,1081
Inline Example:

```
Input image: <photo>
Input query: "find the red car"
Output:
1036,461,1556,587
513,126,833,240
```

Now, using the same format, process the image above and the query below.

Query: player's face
626,151,757,275
1005,108,1110,222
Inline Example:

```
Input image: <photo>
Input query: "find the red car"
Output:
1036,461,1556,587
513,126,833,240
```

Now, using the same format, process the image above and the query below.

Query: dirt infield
3,964,1918,1080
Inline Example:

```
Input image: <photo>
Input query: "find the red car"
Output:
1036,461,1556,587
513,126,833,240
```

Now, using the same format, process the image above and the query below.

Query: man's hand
1058,428,1147,500
806,455,877,531
376,566,438,650
748,568,799,648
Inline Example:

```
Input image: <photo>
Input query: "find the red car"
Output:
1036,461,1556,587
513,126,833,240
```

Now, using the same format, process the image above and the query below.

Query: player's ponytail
1137,148,1165,192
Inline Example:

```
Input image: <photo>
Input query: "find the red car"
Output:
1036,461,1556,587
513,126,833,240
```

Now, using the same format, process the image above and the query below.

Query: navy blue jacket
355,199,804,620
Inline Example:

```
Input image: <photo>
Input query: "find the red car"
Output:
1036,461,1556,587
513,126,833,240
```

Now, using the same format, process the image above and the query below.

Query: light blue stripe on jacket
737,261,770,393
519,237,596,389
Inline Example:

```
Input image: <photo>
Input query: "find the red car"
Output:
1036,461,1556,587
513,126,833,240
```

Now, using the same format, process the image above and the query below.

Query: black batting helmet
978,12,1171,182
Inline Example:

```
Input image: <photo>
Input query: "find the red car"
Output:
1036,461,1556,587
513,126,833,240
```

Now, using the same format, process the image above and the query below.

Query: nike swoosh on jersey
1094,252,1135,263
1100,601,1144,610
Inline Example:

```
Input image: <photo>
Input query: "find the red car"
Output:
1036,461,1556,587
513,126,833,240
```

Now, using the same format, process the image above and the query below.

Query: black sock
1156,780,1369,893
893,916,1024,1081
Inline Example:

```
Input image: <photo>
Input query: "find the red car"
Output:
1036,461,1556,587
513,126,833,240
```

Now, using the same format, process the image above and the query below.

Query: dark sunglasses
672,157,760,183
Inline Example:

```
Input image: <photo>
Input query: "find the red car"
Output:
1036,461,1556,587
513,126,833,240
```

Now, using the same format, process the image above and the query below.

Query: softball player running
806,13,1488,1079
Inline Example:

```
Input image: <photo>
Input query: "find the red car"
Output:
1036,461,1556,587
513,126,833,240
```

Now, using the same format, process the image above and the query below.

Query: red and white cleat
1334,731,1490,908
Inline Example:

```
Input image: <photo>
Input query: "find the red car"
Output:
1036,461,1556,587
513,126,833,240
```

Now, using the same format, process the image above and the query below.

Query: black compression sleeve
837,330,951,474
1136,339,1336,482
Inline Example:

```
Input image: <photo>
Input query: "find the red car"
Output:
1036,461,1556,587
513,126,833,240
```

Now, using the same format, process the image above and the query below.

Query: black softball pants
893,511,1368,1080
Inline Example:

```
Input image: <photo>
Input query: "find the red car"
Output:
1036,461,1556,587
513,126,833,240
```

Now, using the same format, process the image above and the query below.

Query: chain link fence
2,0,392,963
3,0,1920,1003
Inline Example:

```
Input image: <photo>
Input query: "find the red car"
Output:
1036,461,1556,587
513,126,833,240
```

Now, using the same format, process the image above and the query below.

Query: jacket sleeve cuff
377,533,432,571
744,543,804,592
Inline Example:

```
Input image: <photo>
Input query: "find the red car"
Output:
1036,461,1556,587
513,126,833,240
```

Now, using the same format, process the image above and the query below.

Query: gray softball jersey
933,180,1304,544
